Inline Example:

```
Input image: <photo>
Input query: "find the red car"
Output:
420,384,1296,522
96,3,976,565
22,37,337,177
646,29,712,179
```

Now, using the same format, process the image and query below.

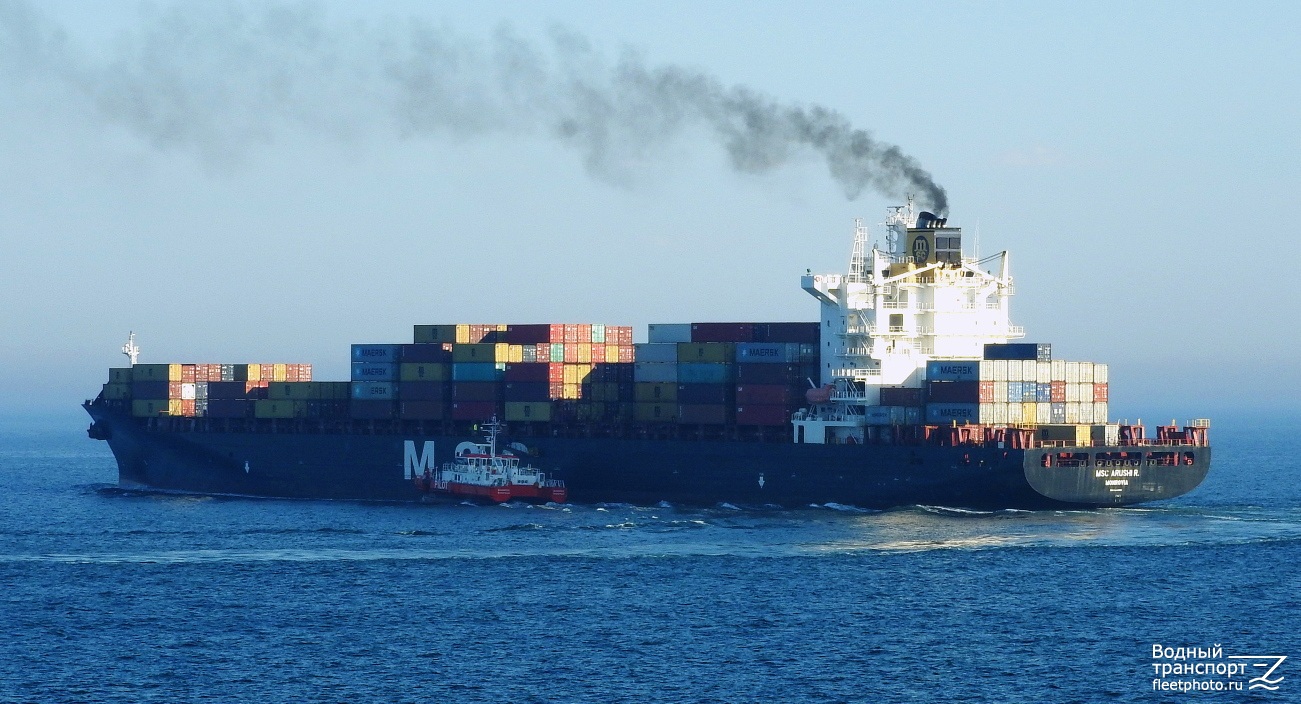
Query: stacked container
121,362,312,418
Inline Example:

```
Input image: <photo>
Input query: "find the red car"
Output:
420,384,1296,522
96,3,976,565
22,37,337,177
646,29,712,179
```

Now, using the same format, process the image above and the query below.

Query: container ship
83,201,1210,509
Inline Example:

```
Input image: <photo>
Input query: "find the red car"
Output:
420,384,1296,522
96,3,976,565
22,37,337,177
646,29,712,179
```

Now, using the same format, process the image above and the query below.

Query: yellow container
504,402,552,422
400,363,450,382
1022,402,1038,426
273,363,288,382
246,364,261,382
508,345,524,363
495,343,510,362
604,345,619,364
577,343,592,363
635,402,678,422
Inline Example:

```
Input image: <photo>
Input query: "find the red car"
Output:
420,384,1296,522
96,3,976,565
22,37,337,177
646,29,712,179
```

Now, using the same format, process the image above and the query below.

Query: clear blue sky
2,0,1297,423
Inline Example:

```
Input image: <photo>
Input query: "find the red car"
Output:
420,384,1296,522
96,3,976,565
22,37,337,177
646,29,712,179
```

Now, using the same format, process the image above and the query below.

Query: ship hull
85,402,1209,510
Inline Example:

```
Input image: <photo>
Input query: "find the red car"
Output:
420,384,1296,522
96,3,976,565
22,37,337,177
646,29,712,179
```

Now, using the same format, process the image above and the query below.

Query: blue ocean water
2,415,1299,703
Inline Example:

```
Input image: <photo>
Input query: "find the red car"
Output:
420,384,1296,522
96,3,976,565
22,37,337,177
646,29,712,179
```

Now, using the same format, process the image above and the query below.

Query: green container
400,363,450,382
452,343,497,363
413,325,458,344
108,368,133,383
504,401,552,422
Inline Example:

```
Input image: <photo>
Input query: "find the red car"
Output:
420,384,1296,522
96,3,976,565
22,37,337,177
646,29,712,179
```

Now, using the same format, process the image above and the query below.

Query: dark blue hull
84,401,1209,510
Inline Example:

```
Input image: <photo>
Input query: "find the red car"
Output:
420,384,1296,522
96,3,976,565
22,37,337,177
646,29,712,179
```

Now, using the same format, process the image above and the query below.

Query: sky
2,0,1298,424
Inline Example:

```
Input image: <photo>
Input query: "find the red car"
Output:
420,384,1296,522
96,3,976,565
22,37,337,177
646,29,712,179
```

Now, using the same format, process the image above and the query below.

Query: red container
978,381,995,404
549,381,564,399
1050,381,1067,403
881,386,925,407
679,403,730,424
400,401,447,420
618,345,635,363
1094,383,1109,402
180,399,196,416
577,324,592,342
736,404,790,426
736,384,800,405
549,363,565,383
691,322,754,343
399,381,448,401
535,344,551,363
563,324,578,344
168,381,183,399
180,365,197,383
503,363,550,382
563,344,578,363
549,324,565,343
452,401,498,421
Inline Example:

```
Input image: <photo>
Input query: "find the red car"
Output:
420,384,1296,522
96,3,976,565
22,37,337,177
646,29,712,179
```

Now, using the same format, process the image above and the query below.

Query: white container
1036,361,1052,384
1065,361,1080,384
1065,402,1081,424
1066,383,1080,403
992,359,1008,382
1094,363,1109,384
1007,402,1023,424
1036,402,1051,425
1078,402,1095,424
992,402,1009,425
1079,362,1094,384
181,382,196,400
1094,402,1109,423
1051,359,1066,381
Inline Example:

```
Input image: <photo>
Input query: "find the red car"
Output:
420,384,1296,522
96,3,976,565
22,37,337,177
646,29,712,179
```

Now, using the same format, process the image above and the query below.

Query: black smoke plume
0,1,948,213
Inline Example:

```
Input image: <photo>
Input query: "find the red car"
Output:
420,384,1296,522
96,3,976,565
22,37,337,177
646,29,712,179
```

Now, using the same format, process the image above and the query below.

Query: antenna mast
122,332,139,366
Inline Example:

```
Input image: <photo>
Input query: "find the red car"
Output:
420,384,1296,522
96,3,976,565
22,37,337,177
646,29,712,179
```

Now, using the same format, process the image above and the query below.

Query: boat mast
122,332,140,365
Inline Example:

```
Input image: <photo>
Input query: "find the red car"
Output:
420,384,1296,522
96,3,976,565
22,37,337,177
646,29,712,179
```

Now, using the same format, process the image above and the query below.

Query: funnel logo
911,234,930,263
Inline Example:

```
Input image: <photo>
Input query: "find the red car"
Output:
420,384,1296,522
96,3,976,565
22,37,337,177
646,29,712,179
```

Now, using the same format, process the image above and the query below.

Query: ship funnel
916,211,939,228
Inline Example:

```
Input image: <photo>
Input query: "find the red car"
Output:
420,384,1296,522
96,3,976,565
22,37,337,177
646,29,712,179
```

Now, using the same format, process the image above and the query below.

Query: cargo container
351,382,396,400
133,363,181,382
880,386,925,407
676,343,733,363
737,363,810,385
634,402,678,422
350,400,396,420
634,362,678,384
677,363,732,384
503,382,551,402
108,368,133,383
451,401,497,421
351,344,401,364
398,381,448,401
736,384,803,406
635,382,677,403
206,399,253,418
451,382,498,403
984,342,1051,361
451,363,501,382
1039,424,1091,446
929,380,979,403
648,324,692,343
130,380,170,399
399,401,448,421
452,344,497,363
634,343,678,363
254,399,297,419
752,322,819,343
400,344,453,363
678,404,730,424
676,383,732,405
504,401,552,423
735,343,801,364
1094,383,1109,402
399,363,450,382
926,359,981,382
925,403,979,424
351,362,398,381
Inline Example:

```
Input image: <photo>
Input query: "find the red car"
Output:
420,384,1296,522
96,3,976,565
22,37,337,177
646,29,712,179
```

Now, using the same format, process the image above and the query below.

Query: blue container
1007,381,1023,402
452,362,502,382
925,403,980,424
351,344,402,363
1036,382,1052,403
735,343,800,364
400,343,452,363
351,382,396,400
351,362,397,381
677,362,732,384
926,359,980,382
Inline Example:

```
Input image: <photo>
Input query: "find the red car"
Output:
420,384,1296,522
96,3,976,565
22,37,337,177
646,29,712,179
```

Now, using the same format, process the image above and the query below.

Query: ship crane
122,332,139,365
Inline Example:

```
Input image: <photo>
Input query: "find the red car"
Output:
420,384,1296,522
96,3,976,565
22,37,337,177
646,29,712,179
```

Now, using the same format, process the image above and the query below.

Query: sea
2,414,1299,703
